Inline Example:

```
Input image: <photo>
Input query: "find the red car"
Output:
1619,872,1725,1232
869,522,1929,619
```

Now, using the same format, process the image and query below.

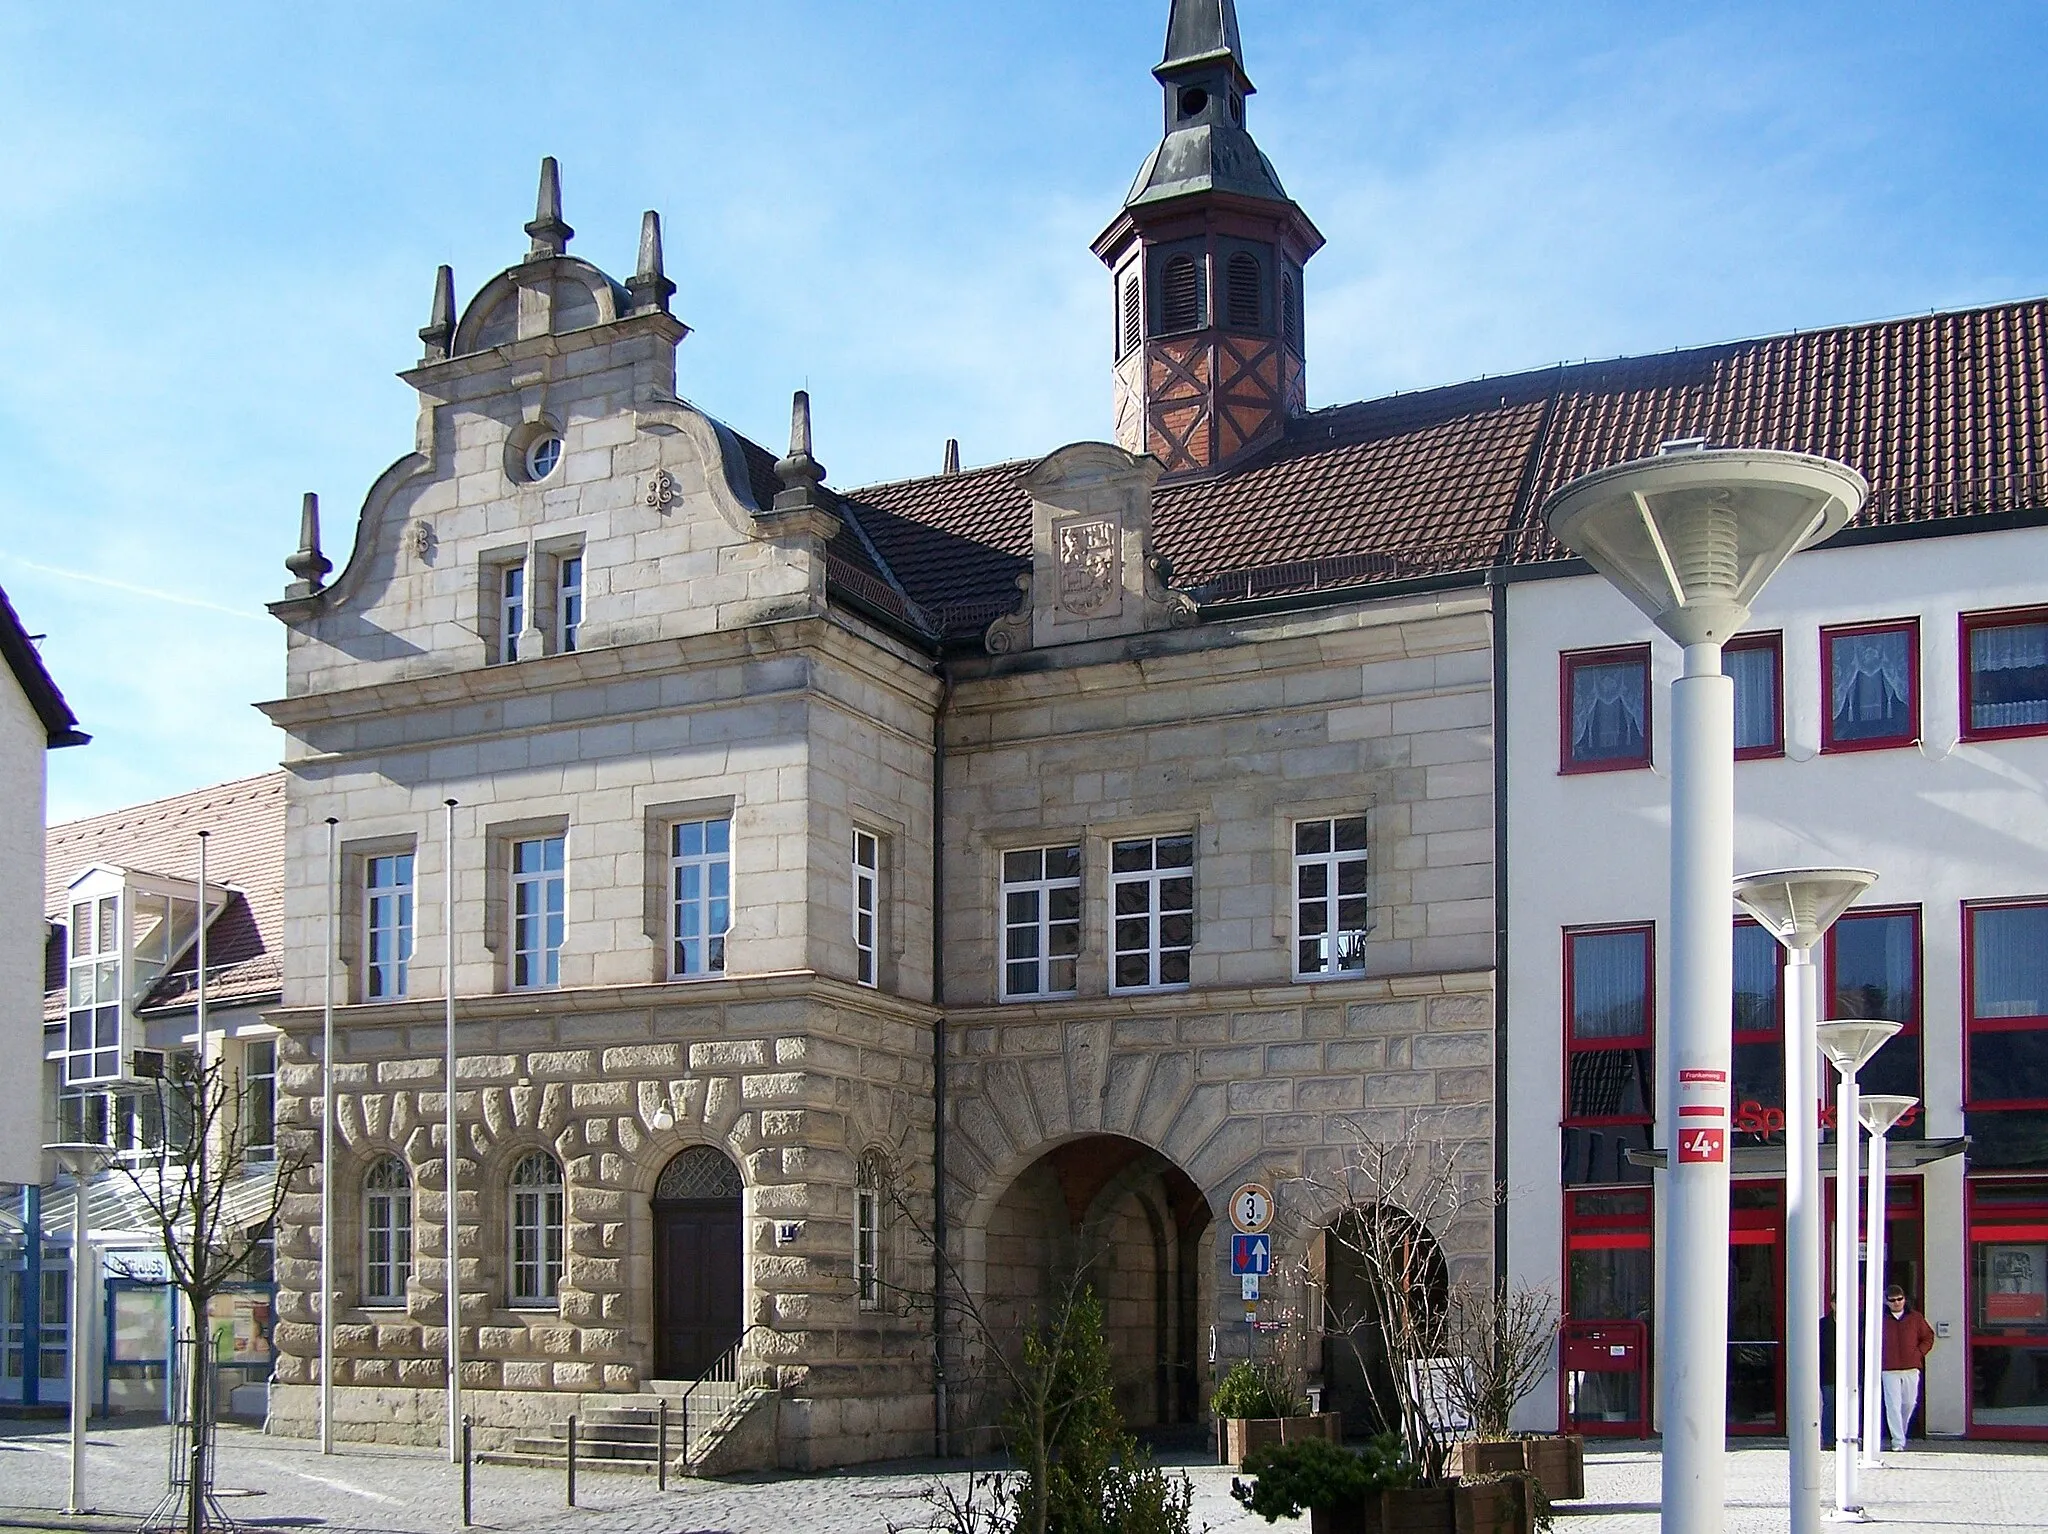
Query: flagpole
443,799,461,1463
320,817,338,1454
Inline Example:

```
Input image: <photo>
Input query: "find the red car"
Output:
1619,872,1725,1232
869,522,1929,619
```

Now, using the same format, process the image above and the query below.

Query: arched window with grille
508,1151,565,1306
1161,253,1202,332
1226,252,1262,330
855,1150,888,1311
362,1155,413,1306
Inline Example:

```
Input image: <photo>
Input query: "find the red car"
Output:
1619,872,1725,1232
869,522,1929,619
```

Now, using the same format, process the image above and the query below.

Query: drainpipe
929,662,952,1456
1486,570,1511,1335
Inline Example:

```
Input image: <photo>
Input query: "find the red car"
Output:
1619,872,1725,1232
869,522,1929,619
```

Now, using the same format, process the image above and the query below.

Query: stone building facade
259,3,1504,1470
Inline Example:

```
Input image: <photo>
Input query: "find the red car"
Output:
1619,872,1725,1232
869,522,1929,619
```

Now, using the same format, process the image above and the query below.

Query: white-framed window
362,1155,413,1307
1001,845,1081,1000
557,554,583,654
524,434,563,482
668,817,731,978
364,853,415,1001
509,835,566,990
853,829,880,987
1110,834,1194,992
855,1150,886,1311
242,1038,278,1160
499,564,526,663
508,1151,565,1306
1293,815,1370,979
65,893,122,1084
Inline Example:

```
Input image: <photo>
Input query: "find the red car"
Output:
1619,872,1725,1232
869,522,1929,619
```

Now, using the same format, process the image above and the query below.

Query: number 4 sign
1678,1127,1725,1164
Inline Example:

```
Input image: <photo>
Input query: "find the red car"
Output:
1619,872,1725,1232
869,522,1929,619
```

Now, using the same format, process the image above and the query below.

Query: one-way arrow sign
1230,1233,1271,1276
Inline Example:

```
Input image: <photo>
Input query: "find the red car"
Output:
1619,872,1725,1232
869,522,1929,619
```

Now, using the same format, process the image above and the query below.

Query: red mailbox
1560,1319,1649,1437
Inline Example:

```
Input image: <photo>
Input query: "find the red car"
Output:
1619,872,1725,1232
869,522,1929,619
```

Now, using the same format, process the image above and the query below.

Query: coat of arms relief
1055,516,1120,618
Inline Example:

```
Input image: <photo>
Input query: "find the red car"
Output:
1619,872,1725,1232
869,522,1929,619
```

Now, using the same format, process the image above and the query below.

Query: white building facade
1506,518,2048,1442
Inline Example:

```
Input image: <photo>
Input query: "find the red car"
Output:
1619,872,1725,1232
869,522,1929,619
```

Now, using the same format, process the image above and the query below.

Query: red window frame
1726,631,1785,760
1731,917,1786,1138
1823,905,1924,1126
1560,645,1652,774
1964,898,2048,1112
1960,605,2048,744
1820,618,1919,753
1965,1177,2048,1441
1562,923,1656,1130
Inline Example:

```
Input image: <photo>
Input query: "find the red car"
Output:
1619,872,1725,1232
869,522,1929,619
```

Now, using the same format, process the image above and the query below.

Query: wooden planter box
1452,1435,1585,1502
1217,1411,1344,1467
1307,1481,1535,1534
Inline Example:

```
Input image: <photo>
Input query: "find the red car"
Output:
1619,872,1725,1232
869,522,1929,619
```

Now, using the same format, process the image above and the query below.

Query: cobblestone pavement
4,1421,2046,1533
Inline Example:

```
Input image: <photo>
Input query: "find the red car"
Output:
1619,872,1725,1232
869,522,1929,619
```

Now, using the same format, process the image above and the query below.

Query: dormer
55,866,225,1085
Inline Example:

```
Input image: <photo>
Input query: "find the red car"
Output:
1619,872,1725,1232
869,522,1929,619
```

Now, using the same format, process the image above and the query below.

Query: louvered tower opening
1120,270,1143,356
1162,254,1202,332
1227,252,1262,329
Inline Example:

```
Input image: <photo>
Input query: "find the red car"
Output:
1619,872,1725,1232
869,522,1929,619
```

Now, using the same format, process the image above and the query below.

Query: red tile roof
45,771,287,1016
829,297,2048,635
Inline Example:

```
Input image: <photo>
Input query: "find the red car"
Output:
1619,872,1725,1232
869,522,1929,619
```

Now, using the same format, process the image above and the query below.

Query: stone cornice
942,967,1493,1028
259,613,938,738
262,968,940,1035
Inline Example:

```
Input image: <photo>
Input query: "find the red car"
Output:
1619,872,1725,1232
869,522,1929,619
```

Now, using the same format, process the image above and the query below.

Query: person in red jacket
1880,1284,1937,1450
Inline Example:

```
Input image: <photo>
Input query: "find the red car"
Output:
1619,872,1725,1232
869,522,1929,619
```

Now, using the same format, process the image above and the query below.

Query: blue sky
6,1,2046,822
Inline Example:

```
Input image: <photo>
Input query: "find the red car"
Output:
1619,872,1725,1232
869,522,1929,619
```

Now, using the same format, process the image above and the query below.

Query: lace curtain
1970,622,2048,729
1572,661,1647,758
1831,631,1910,727
1732,924,1782,1033
1974,906,2048,1020
1727,644,1779,751
1571,930,1649,1039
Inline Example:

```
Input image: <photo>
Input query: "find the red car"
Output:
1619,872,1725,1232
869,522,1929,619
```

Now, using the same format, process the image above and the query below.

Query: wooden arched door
652,1147,743,1380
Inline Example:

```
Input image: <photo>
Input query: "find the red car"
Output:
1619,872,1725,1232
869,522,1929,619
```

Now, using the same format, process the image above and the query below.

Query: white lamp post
1731,868,1876,1534
1546,446,1865,1534
46,1141,116,1515
1857,1094,1918,1467
1814,1020,1899,1520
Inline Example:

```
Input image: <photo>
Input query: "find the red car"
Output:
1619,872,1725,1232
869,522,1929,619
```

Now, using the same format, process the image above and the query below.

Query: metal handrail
675,1323,774,1464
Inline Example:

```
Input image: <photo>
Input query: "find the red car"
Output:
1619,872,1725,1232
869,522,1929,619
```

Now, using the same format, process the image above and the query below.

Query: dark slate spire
525,156,573,257
626,210,676,315
419,264,455,362
1161,0,1249,88
772,390,829,512
284,492,331,597
1127,0,1286,210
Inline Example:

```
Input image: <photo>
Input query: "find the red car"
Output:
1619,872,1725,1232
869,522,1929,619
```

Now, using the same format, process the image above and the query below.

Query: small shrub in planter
1231,1434,1414,1534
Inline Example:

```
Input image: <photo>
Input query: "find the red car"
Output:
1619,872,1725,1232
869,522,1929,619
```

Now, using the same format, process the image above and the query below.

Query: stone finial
524,156,574,258
625,210,676,316
284,492,332,597
943,438,960,476
419,264,455,362
772,390,829,512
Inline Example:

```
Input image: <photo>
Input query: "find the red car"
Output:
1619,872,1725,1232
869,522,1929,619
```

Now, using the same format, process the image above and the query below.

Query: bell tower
1093,0,1324,476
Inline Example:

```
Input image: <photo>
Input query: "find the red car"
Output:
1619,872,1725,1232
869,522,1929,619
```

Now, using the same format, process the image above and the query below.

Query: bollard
657,1398,668,1491
461,1415,473,1527
566,1414,577,1507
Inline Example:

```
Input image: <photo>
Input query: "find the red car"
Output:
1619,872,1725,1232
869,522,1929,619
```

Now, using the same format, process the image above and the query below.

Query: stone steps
484,1382,743,1475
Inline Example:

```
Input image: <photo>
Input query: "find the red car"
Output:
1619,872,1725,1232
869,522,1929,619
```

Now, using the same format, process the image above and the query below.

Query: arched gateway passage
984,1135,1212,1428
652,1147,743,1380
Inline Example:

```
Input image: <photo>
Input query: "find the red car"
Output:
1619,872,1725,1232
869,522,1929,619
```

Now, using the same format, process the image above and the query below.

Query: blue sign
1231,1233,1272,1276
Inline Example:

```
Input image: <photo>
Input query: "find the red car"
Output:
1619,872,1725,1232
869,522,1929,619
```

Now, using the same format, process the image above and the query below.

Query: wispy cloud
0,553,267,622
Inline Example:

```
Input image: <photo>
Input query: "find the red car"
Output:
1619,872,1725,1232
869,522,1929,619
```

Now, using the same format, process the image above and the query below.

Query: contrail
0,551,266,621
